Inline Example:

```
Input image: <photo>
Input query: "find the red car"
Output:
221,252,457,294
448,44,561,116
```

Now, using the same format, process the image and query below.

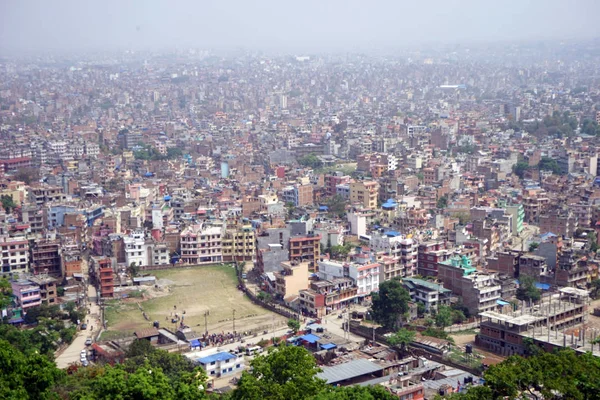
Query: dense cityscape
2,3,600,399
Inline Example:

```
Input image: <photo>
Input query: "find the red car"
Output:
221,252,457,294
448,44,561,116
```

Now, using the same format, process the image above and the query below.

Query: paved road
55,257,102,369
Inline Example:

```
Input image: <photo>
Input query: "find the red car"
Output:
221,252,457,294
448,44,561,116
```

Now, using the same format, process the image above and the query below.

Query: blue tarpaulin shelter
299,333,320,344
320,343,337,350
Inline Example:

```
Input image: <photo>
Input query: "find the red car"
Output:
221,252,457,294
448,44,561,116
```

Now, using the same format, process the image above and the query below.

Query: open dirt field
103,265,285,338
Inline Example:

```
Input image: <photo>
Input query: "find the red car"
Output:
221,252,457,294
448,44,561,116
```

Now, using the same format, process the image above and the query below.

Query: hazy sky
1,0,599,53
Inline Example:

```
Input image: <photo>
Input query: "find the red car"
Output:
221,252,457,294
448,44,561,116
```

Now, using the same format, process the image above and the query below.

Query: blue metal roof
197,352,236,364
319,206,329,211
496,299,510,306
299,333,321,344
384,231,400,237
320,343,337,350
190,339,200,347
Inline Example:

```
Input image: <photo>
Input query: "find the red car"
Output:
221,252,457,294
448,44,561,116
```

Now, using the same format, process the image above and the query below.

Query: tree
314,385,398,399
371,280,411,330
325,195,347,218
0,195,17,212
386,328,416,354
12,167,39,185
528,242,539,252
232,345,327,400
436,195,448,209
298,153,323,170
512,161,530,179
451,309,466,324
435,305,453,329
0,339,65,399
128,262,139,278
538,156,562,175
287,318,301,334
416,302,426,317
516,275,541,303
0,277,12,310
589,279,600,299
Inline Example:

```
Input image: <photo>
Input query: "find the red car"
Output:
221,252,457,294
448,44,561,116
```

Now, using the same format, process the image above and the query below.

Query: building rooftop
317,358,383,384
197,352,237,364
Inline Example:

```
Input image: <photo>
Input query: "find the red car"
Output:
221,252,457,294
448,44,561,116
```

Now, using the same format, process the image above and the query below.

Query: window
211,361,216,365
210,371,215,375
222,370,227,374
236,364,241,368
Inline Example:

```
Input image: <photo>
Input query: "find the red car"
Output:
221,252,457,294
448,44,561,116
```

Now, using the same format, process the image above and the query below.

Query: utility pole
204,311,208,336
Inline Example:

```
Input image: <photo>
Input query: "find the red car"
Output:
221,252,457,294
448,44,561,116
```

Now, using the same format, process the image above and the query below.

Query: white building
196,352,245,378
124,230,148,267
152,244,170,265
348,262,380,297
0,236,29,275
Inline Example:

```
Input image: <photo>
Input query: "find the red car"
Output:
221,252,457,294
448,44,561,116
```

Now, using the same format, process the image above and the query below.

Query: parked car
80,323,87,330
82,360,89,367
85,338,92,346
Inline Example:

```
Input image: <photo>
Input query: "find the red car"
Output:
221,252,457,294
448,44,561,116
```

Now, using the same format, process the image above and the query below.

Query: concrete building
196,352,245,378
402,277,451,312
289,234,321,272
124,230,149,267
438,256,502,315
274,260,309,301
417,241,452,277
476,289,589,357
221,224,255,262
504,204,525,237
180,224,223,264
0,236,29,275
28,276,58,305
350,181,379,209
11,280,41,313
30,239,61,276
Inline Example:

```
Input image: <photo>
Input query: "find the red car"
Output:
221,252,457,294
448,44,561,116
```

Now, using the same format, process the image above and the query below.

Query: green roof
440,255,476,276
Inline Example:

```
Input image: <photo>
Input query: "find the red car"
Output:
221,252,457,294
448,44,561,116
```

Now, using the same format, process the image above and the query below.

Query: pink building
11,280,41,313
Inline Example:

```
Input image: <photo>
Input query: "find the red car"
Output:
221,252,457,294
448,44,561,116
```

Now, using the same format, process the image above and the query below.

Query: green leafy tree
314,385,398,399
528,242,539,252
386,328,416,354
371,280,411,330
512,161,530,179
232,345,327,400
516,275,541,303
287,318,301,334
435,305,453,329
0,195,17,212
0,278,12,309
451,309,466,324
0,339,65,399
436,195,448,209
298,153,323,169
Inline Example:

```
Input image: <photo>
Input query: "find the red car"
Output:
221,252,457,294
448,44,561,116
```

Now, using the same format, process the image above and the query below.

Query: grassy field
104,265,284,336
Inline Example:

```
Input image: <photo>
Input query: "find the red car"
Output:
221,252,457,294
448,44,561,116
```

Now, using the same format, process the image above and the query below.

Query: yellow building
274,261,309,301
350,181,380,209
222,224,256,262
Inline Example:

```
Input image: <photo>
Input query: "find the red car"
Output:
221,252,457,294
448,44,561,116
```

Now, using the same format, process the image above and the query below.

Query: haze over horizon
1,0,600,54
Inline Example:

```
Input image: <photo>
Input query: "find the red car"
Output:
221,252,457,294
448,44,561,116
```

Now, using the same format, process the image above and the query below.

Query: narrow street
55,256,102,369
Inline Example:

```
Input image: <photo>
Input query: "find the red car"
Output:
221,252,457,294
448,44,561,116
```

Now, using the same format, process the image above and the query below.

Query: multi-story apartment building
350,181,379,209
21,205,45,234
522,189,550,223
274,260,309,301
299,278,358,317
402,277,451,312
180,224,223,264
28,276,58,305
0,236,29,275
11,280,41,313
504,204,525,237
124,230,148,267
438,255,502,315
30,239,61,276
92,257,114,298
282,183,313,207
349,262,380,298
417,240,452,277
289,234,321,272
539,208,578,238
221,224,255,262
370,232,418,277
152,243,170,265
28,185,66,207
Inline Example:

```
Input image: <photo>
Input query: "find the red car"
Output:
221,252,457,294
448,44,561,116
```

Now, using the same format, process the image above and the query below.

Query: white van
245,345,263,356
